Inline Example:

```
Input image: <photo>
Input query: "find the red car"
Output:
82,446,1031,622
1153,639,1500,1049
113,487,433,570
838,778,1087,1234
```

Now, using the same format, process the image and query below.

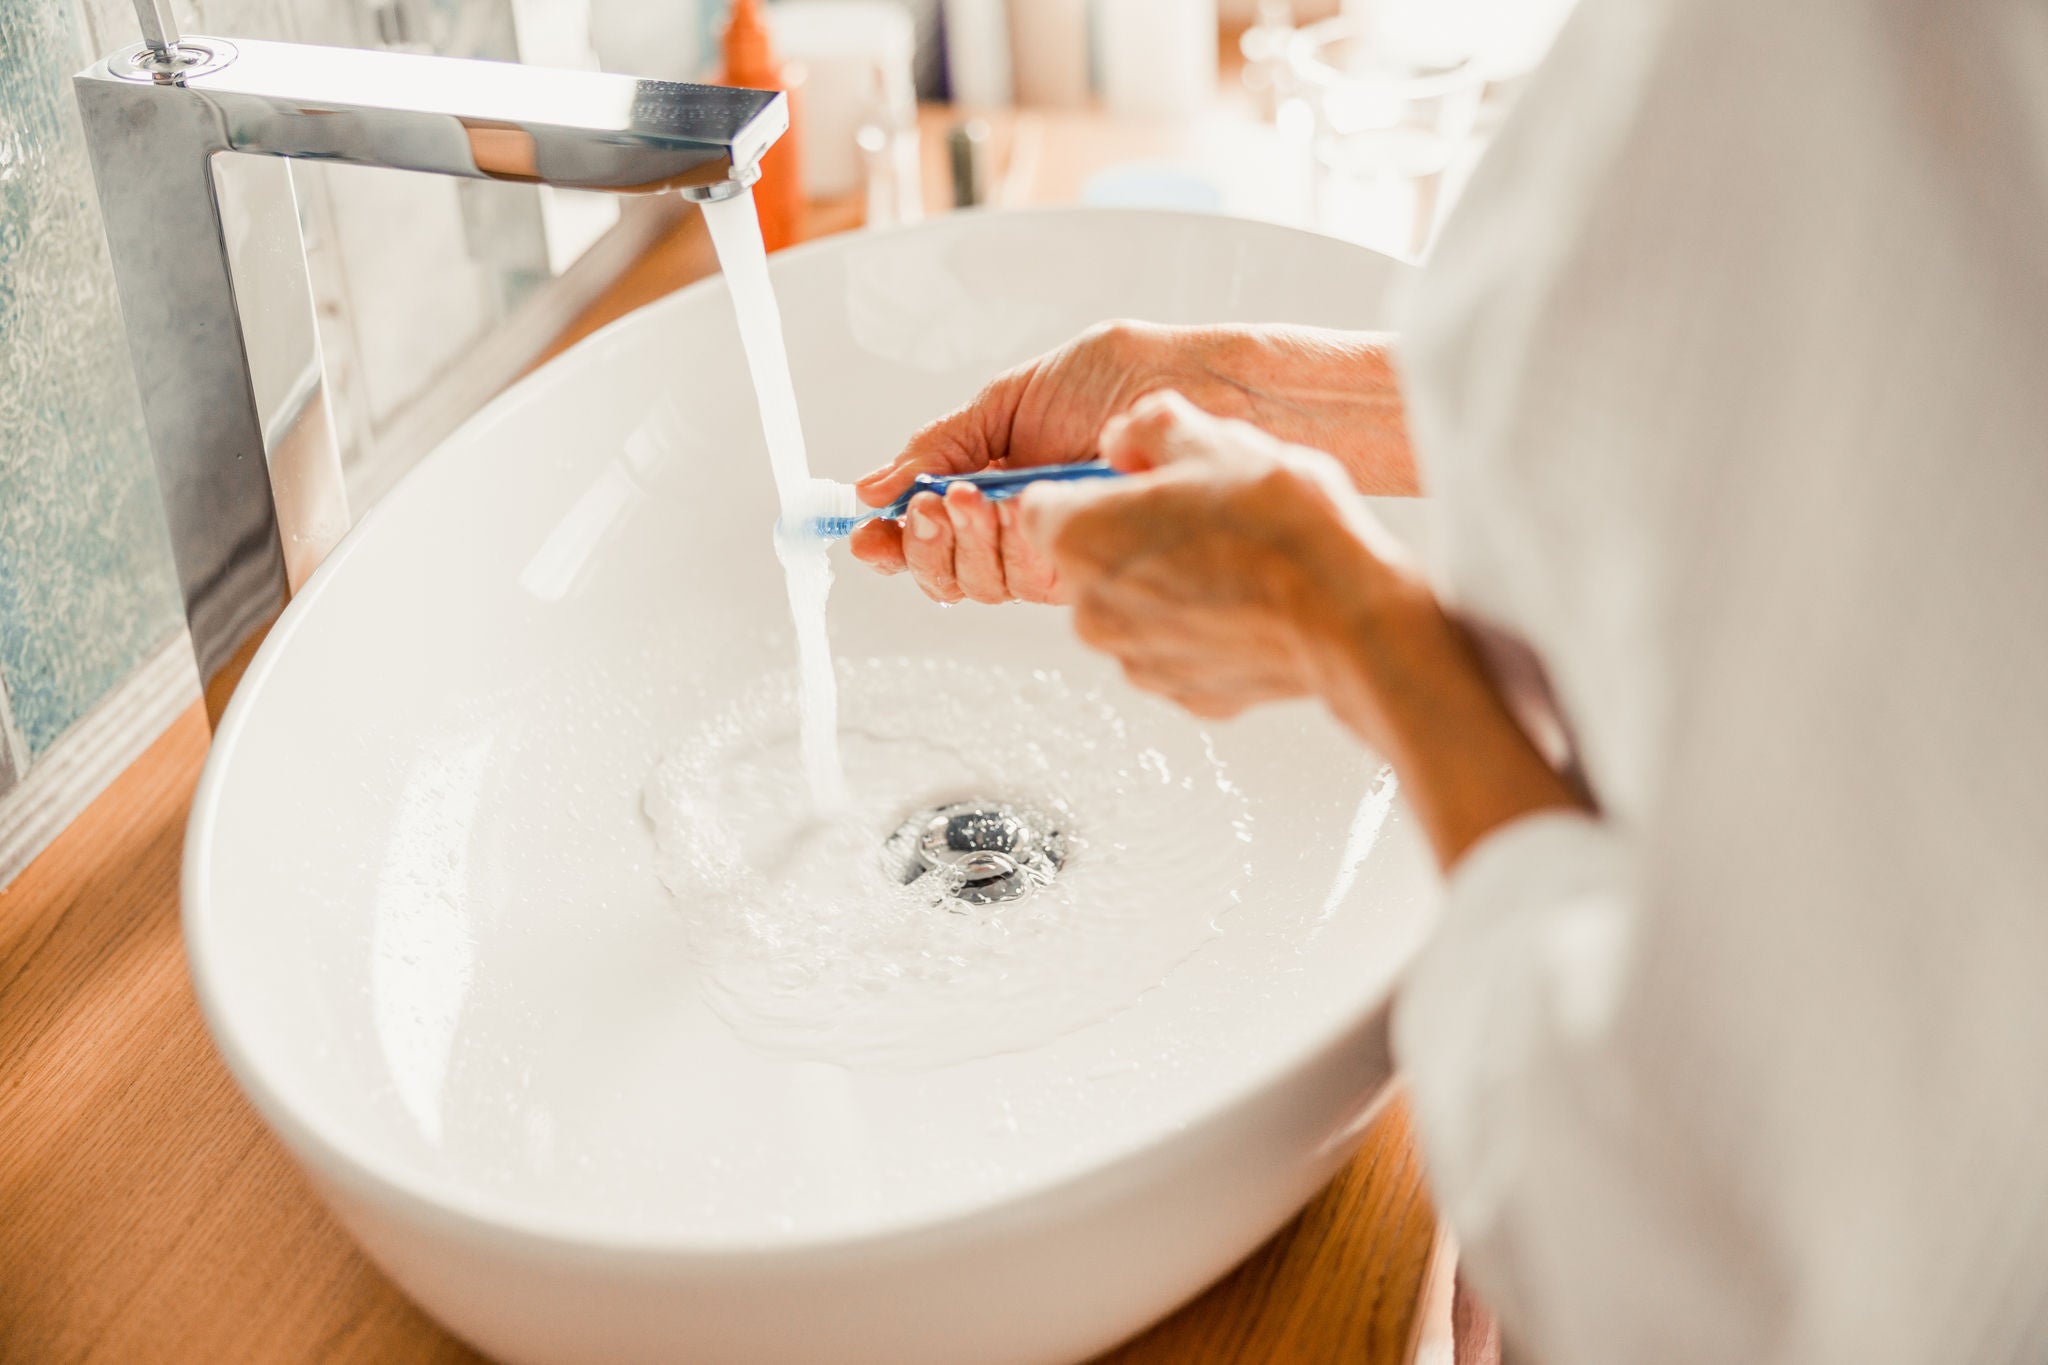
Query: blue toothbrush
787,461,1123,542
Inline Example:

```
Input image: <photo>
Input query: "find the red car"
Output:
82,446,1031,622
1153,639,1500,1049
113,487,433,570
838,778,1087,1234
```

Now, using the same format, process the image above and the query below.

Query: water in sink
644,656,1256,1068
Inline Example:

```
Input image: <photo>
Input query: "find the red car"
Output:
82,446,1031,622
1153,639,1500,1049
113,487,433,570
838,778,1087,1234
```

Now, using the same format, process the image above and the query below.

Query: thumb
854,410,992,507
1100,389,1215,474
854,368,1031,507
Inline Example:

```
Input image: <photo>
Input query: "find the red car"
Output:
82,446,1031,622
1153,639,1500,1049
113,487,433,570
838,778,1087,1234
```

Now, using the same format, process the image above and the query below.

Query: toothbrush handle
899,461,1120,513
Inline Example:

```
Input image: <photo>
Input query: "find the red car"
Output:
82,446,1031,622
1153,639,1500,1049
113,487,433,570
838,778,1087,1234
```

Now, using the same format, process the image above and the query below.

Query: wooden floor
0,95,1441,1365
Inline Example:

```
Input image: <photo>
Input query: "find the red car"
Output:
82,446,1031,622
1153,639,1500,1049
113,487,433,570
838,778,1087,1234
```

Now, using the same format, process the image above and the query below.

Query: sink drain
883,799,1067,906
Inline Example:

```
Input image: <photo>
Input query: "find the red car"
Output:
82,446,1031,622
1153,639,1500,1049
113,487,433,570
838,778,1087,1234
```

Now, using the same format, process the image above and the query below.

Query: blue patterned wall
0,1,185,766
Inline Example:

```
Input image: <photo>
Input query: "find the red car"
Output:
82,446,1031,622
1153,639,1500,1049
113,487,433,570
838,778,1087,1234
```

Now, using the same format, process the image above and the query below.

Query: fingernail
911,503,941,540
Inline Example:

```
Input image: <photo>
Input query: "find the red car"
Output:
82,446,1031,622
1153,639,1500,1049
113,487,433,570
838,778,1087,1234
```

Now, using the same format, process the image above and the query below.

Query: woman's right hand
848,321,1415,605
849,321,1219,604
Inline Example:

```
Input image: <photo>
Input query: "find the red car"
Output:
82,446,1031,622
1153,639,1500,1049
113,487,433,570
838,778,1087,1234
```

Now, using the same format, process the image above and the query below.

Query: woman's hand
1020,390,1414,727
1025,390,1588,868
851,322,1415,605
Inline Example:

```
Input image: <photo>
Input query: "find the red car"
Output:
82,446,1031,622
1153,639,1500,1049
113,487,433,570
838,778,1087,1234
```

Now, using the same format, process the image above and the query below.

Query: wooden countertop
0,96,1444,1365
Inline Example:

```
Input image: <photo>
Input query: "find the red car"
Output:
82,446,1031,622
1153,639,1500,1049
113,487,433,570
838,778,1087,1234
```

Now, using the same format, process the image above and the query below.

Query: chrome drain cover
883,799,1067,906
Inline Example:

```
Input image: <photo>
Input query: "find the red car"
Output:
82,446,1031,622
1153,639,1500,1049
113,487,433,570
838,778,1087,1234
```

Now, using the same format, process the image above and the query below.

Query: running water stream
701,189,850,811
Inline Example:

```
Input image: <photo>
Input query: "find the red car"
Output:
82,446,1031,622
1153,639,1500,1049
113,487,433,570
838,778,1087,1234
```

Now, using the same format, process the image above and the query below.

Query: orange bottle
721,0,806,251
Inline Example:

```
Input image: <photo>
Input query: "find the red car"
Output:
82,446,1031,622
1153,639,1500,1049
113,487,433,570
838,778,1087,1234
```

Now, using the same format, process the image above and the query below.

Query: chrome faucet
74,0,786,721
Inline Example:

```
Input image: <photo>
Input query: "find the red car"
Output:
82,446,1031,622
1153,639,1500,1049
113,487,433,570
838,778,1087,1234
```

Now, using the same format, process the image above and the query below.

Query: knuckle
1131,388,1180,418
1125,396,1187,442
1082,319,1139,356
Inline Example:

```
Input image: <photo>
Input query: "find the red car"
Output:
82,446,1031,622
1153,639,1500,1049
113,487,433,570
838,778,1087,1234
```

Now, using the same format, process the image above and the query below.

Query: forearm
1162,324,1419,497
1302,571,1587,869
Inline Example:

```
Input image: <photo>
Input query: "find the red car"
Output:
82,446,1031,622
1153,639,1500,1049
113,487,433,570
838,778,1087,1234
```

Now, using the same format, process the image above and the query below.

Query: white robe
1391,1,2048,1360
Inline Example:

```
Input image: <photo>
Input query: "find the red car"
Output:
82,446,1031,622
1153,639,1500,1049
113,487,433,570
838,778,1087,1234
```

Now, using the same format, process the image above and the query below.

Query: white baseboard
0,638,201,890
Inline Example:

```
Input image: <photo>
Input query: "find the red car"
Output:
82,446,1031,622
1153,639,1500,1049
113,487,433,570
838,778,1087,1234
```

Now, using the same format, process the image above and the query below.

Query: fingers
1172,691,1250,721
997,500,1062,603
867,486,1063,605
1109,642,1251,721
854,321,1178,510
855,422,978,509
858,373,1252,601
900,493,964,603
945,484,1011,604
848,518,906,575
1100,389,1213,473
1071,593,1128,652
1017,480,1106,562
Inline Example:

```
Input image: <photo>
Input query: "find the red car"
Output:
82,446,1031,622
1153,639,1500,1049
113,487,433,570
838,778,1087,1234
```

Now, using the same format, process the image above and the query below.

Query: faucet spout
680,160,766,204
72,37,785,721
87,38,787,196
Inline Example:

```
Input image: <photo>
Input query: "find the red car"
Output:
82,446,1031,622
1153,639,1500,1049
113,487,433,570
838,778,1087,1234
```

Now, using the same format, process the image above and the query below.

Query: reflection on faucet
72,20,787,723
465,123,543,182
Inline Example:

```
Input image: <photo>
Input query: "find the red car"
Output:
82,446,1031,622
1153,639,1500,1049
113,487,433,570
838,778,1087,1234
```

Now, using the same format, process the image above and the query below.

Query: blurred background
0,0,1575,874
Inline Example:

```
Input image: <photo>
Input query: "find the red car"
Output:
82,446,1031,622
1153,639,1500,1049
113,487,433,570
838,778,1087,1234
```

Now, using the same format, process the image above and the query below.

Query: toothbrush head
774,478,867,545
807,514,871,540
771,462,1121,543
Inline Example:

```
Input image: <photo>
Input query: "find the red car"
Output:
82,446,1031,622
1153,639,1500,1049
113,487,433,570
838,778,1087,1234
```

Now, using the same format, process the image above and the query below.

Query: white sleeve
1391,813,1775,1365
1386,0,2048,1360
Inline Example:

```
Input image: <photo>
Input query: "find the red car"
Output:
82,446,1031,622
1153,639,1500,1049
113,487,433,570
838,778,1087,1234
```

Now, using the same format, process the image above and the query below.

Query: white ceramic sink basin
188,208,1437,1365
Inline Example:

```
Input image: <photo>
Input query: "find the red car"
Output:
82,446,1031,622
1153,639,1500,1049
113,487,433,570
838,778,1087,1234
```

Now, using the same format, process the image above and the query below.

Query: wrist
1288,547,1438,749
1291,555,1590,868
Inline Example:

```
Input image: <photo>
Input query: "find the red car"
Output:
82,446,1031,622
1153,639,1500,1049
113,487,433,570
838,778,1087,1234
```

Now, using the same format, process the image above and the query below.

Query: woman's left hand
1030,390,1588,867
1021,391,1418,729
